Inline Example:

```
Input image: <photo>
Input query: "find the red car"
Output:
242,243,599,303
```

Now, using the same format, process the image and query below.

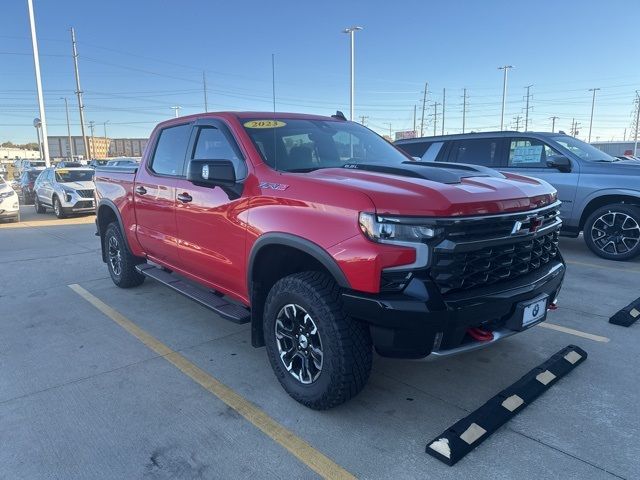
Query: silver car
34,167,95,218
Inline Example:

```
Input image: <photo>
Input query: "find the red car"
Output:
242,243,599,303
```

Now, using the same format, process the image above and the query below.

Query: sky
2,0,640,144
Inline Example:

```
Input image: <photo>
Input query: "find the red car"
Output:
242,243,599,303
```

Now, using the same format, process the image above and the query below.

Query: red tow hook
548,301,558,311
467,327,494,342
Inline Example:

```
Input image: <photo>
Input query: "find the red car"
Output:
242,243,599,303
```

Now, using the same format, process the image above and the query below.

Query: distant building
47,136,148,160
591,141,639,157
394,130,417,141
0,147,40,160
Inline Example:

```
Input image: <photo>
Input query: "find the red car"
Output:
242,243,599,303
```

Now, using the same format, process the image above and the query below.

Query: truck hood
582,161,640,176
302,164,556,216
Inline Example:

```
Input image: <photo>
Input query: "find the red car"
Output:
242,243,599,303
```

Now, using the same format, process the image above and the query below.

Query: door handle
135,185,147,195
177,192,193,203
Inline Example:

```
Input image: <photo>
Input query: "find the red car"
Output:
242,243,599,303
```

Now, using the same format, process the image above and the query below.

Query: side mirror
546,155,572,172
187,159,236,187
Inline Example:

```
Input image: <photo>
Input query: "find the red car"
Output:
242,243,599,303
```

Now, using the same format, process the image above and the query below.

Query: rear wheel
53,196,65,219
34,196,45,214
584,204,640,260
263,271,372,410
104,222,145,288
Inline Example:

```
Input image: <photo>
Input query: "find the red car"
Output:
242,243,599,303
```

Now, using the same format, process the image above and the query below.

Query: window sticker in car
511,145,543,165
244,120,287,129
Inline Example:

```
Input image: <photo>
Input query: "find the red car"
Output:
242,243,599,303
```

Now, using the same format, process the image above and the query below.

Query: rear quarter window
448,138,501,167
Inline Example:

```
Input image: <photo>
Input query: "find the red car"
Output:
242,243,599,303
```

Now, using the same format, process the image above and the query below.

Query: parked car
0,176,20,223
95,112,565,409
105,159,139,167
15,159,46,178
34,167,96,218
17,167,45,204
55,161,84,168
88,159,109,168
396,132,640,260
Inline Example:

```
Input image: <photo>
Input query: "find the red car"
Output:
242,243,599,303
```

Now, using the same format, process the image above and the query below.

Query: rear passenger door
500,137,578,220
134,123,192,265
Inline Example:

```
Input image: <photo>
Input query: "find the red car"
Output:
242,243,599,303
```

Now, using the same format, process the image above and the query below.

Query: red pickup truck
95,112,565,409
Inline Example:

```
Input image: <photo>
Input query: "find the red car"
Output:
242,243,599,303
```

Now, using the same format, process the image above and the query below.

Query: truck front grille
429,204,562,294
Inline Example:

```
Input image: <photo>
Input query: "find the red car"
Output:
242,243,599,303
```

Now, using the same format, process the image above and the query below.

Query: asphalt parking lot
1,206,638,479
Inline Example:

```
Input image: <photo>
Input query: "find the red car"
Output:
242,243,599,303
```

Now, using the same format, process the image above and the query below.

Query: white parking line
538,322,610,343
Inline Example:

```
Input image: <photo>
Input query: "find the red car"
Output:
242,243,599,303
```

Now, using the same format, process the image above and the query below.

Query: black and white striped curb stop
609,296,640,327
426,344,587,466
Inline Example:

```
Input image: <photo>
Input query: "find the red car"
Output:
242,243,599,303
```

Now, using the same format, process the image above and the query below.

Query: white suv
34,167,95,218
0,176,20,223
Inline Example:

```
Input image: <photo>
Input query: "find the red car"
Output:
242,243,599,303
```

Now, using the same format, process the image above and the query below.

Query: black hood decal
342,161,506,184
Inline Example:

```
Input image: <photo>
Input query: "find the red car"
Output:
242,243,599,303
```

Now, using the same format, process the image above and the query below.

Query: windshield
551,136,617,162
241,118,410,171
55,169,94,182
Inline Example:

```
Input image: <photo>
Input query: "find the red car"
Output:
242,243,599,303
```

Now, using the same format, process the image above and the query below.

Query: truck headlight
359,212,438,243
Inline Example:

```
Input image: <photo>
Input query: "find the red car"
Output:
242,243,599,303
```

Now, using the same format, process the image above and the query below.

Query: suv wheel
104,222,146,288
34,196,45,214
584,204,640,260
53,196,66,219
263,271,372,410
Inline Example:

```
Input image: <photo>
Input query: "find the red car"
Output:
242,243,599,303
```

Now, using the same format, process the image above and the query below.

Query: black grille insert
431,230,560,294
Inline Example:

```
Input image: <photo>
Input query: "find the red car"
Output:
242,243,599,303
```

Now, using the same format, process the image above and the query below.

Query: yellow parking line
68,283,355,480
565,259,640,274
538,322,610,343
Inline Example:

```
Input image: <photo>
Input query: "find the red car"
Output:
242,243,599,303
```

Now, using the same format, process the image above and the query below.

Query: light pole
27,0,50,167
88,121,95,159
498,65,514,131
343,26,363,121
634,91,639,157
60,97,73,159
171,106,182,118
33,118,43,160
103,121,110,157
588,88,600,143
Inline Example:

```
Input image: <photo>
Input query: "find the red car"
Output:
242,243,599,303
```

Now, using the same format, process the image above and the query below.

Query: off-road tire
584,203,640,261
263,271,372,410
104,222,146,288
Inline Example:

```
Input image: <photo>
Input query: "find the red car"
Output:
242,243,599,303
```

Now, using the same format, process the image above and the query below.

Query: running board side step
136,264,250,324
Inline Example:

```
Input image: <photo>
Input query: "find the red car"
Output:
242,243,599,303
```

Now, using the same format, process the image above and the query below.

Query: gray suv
396,132,640,261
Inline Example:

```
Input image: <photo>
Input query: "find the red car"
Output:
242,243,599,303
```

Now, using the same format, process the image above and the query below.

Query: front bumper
0,196,20,218
59,192,95,213
342,259,565,359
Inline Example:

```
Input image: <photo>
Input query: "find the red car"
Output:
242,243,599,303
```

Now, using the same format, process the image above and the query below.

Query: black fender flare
96,199,133,263
247,232,351,292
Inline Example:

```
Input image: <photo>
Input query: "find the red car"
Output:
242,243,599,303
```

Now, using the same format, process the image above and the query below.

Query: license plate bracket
506,295,548,331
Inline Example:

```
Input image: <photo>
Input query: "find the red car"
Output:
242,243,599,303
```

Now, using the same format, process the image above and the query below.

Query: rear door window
149,124,192,176
447,138,501,167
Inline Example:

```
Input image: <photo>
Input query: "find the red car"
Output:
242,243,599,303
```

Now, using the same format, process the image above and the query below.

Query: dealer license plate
522,297,548,327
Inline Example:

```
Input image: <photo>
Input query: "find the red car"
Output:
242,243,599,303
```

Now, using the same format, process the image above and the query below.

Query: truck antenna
272,53,278,172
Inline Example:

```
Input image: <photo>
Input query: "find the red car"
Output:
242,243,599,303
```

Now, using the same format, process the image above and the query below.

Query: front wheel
263,271,372,410
53,196,65,219
104,222,146,288
584,204,640,260
34,196,45,214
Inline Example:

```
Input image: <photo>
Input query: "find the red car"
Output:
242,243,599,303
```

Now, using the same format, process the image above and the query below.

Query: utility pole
359,115,368,126
498,65,514,131
71,27,88,162
420,82,428,137
343,26,363,121
88,121,95,159
524,85,533,131
549,116,558,133
413,105,416,135
27,0,50,167
103,121,110,157
171,106,181,118
385,123,392,139
513,115,522,132
60,97,73,159
588,88,600,142
441,88,446,135
202,71,208,112
462,88,467,134
632,91,640,157
433,102,440,136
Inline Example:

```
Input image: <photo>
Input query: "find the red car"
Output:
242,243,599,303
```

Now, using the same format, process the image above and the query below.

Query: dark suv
396,132,640,261
17,168,45,204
